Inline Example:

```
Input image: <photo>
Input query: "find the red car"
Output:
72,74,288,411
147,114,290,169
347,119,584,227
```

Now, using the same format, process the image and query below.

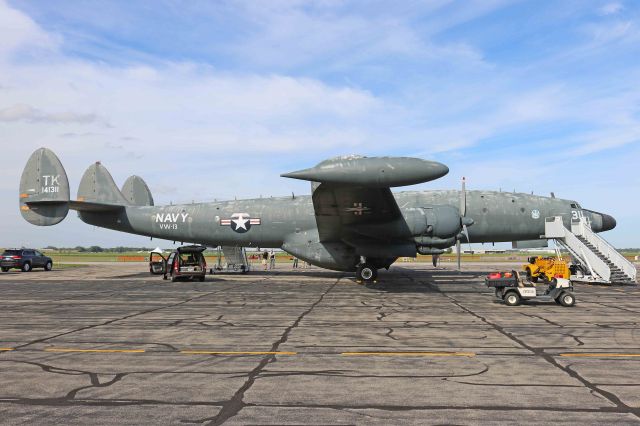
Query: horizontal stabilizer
19,148,70,226
122,175,154,206
281,156,449,187
78,162,130,206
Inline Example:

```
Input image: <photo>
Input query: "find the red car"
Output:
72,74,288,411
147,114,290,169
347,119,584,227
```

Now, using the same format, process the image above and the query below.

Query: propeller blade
460,177,467,217
462,224,472,252
456,239,461,270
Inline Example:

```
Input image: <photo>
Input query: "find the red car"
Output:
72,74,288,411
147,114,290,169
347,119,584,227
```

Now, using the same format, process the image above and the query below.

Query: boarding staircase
544,216,636,284
214,246,250,273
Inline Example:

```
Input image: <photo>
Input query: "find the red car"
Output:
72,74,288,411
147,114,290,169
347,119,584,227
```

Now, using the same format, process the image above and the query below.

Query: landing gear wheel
559,291,576,307
356,264,378,282
22,262,31,272
504,291,521,306
45,261,53,271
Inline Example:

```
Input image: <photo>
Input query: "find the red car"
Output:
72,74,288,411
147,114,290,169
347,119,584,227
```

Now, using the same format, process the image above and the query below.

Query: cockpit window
570,203,577,208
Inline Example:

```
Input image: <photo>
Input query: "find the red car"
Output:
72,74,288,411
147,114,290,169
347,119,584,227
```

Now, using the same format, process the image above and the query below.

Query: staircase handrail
573,218,636,281
546,216,611,282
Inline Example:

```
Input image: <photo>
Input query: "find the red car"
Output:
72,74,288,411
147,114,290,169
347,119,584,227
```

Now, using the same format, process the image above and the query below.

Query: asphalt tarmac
0,262,639,425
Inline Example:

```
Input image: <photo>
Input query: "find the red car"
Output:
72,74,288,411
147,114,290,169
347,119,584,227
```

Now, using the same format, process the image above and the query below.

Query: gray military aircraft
19,148,615,281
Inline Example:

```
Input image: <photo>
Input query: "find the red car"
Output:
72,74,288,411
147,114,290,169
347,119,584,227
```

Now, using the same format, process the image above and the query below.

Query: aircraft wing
311,183,401,242
282,156,449,246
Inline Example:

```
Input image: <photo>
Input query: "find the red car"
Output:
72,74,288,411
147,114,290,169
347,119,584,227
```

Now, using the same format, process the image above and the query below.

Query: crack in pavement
3,284,238,352
228,401,640,414
399,267,640,420
191,277,342,425
256,365,490,379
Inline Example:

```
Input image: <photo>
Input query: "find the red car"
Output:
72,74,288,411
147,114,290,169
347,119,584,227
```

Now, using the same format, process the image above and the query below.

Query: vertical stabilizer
19,148,70,226
78,162,130,206
121,175,154,206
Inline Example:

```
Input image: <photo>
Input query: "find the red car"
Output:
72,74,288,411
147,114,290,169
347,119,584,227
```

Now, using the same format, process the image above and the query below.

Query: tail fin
20,149,151,226
77,162,130,206
121,175,154,206
19,148,70,226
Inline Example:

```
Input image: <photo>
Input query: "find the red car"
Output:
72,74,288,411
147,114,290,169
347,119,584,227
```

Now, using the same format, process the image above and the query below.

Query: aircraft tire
559,291,576,307
504,291,520,306
357,264,377,282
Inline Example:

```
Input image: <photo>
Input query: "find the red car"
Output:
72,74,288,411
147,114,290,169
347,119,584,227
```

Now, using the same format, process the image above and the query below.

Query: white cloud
0,0,57,56
600,2,623,15
0,103,99,123
0,1,638,247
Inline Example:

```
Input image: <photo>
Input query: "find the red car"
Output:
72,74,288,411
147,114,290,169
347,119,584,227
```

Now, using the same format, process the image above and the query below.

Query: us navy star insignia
220,213,261,233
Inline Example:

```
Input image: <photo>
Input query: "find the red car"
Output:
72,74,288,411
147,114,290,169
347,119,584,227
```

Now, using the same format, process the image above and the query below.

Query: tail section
77,162,130,206
19,148,155,226
19,148,70,226
121,175,154,206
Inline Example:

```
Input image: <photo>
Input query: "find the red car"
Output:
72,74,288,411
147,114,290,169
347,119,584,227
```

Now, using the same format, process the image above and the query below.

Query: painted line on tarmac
0,348,14,351
560,353,640,358
180,350,297,356
341,351,476,357
44,348,146,354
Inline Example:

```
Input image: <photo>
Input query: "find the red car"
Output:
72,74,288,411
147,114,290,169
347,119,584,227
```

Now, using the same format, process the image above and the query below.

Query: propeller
456,177,473,270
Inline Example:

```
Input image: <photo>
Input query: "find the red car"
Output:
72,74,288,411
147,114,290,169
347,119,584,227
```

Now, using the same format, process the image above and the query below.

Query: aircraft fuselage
77,190,611,248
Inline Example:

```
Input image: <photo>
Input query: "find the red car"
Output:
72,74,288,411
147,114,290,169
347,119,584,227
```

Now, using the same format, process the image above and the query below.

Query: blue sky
0,0,638,248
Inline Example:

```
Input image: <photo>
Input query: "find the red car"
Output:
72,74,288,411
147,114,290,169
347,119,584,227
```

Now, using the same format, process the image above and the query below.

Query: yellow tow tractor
523,256,570,283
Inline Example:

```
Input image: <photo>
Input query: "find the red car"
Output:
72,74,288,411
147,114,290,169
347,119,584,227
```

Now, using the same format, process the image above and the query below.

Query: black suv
1,249,53,272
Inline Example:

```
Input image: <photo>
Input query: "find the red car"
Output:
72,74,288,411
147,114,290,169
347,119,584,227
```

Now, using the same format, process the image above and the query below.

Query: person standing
262,250,268,270
292,256,299,269
269,250,276,270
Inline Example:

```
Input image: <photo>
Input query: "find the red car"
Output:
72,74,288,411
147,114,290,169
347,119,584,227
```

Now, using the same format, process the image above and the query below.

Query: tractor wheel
526,269,539,283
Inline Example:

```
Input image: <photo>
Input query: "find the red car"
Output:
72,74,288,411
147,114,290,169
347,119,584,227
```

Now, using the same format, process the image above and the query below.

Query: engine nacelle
422,205,461,239
411,205,461,254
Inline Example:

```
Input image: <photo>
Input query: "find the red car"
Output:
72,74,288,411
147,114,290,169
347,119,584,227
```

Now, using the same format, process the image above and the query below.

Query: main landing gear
356,257,378,283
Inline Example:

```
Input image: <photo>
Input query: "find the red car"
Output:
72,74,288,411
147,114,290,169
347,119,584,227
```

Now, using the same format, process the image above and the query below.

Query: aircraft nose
586,209,617,232
600,213,617,232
